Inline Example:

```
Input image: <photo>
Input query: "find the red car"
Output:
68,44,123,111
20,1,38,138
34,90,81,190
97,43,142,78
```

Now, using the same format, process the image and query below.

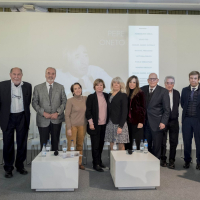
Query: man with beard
0,68,32,178
32,67,67,151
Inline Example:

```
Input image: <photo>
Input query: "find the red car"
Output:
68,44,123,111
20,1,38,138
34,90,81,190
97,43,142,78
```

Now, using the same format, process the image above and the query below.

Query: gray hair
45,67,56,74
110,77,126,93
164,76,175,84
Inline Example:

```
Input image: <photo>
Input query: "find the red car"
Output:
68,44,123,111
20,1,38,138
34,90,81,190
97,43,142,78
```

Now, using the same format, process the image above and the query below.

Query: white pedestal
31,151,79,191
110,150,160,190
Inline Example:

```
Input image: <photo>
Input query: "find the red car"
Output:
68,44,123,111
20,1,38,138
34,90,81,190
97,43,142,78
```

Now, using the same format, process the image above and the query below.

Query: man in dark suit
141,73,170,159
32,67,67,151
181,71,200,170
0,68,32,178
160,76,180,169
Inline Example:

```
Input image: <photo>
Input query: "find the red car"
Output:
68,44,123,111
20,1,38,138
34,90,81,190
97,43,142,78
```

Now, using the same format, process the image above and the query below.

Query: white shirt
191,85,198,91
149,85,157,93
10,80,24,113
46,82,54,94
169,90,173,111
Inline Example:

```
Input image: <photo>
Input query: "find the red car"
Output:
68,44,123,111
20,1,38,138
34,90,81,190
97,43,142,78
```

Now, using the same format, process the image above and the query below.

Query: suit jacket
128,90,146,125
107,92,128,128
0,80,32,132
86,92,109,135
181,84,200,122
169,89,180,121
32,82,67,127
141,85,170,132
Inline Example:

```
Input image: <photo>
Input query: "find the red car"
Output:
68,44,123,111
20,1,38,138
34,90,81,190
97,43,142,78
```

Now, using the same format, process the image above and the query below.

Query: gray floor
0,150,200,200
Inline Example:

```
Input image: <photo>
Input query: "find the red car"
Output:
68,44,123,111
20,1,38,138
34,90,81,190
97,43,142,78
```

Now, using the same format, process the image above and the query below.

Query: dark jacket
86,92,109,135
141,85,170,132
0,80,32,132
107,92,128,128
169,89,180,121
128,90,146,125
181,84,200,123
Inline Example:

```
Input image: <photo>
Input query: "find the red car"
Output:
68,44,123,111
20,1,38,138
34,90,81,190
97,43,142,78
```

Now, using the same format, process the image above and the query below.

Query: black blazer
0,80,32,132
86,92,109,135
169,89,180,121
141,85,170,132
107,92,128,128
181,84,200,123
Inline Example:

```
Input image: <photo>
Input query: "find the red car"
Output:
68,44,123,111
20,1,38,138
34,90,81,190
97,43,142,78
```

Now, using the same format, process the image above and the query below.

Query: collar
11,80,23,87
190,85,198,91
169,89,173,94
46,82,53,88
149,85,157,92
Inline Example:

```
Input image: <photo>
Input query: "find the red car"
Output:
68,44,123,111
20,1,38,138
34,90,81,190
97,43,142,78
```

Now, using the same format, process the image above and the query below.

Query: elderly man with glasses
0,68,32,178
160,76,180,169
141,73,170,159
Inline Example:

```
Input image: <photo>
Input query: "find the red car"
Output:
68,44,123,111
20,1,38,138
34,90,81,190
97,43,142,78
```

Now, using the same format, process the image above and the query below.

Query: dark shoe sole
16,169,28,175
93,168,104,172
5,174,13,178
168,165,175,169
196,166,200,170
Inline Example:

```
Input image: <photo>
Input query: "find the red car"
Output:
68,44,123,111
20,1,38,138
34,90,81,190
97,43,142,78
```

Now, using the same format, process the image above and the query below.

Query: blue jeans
182,117,200,164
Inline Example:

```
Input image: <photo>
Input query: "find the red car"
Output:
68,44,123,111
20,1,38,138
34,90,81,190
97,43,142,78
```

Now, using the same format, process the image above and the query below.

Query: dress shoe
79,165,85,170
16,168,28,175
93,165,104,172
5,171,13,178
99,163,106,168
183,162,190,169
168,161,175,169
160,160,167,167
196,164,200,170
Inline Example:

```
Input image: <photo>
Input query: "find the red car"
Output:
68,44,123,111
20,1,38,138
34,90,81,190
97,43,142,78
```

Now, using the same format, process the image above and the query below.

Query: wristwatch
56,111,60,115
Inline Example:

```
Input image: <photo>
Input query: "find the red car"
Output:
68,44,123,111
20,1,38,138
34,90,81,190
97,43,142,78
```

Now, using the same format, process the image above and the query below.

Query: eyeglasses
148,78,157,82
12,94,21,99
166,82,174,85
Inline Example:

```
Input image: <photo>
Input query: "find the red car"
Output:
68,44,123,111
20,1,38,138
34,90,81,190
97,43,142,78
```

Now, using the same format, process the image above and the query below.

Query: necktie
150,89,153,93
49,85,52,105
190,88,195,101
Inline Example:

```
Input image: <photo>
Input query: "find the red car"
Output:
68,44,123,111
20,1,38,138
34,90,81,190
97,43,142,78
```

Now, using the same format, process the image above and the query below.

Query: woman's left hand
137,123,143,128
117,127,122,134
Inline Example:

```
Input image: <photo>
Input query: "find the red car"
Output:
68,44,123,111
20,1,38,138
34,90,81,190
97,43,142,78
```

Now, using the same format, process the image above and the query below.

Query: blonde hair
110,77,126,93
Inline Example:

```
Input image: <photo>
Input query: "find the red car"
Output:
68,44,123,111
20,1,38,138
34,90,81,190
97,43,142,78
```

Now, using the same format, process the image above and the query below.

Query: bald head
149,73,158,79
148,73,159,88
10,67,23,74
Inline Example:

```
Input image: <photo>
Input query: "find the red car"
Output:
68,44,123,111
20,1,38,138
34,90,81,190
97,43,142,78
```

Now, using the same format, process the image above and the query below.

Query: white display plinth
110,150,160,190
31,151,79,192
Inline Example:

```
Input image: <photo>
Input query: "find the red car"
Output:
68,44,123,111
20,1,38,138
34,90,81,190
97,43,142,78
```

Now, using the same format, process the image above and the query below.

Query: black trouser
38,122,62,151
144,120,164,159
90,124,106,166
3,112,28,172
182,117,200,164
125,123,144,150
161,119,179,162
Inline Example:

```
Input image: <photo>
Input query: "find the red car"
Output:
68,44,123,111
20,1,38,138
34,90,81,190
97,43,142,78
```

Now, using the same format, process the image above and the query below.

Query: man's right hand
43,112,51,119
89,124,95,130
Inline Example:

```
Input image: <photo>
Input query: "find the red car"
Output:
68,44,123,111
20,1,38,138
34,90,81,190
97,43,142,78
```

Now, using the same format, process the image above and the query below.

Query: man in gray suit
32,67,67,151
141,73,170,159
